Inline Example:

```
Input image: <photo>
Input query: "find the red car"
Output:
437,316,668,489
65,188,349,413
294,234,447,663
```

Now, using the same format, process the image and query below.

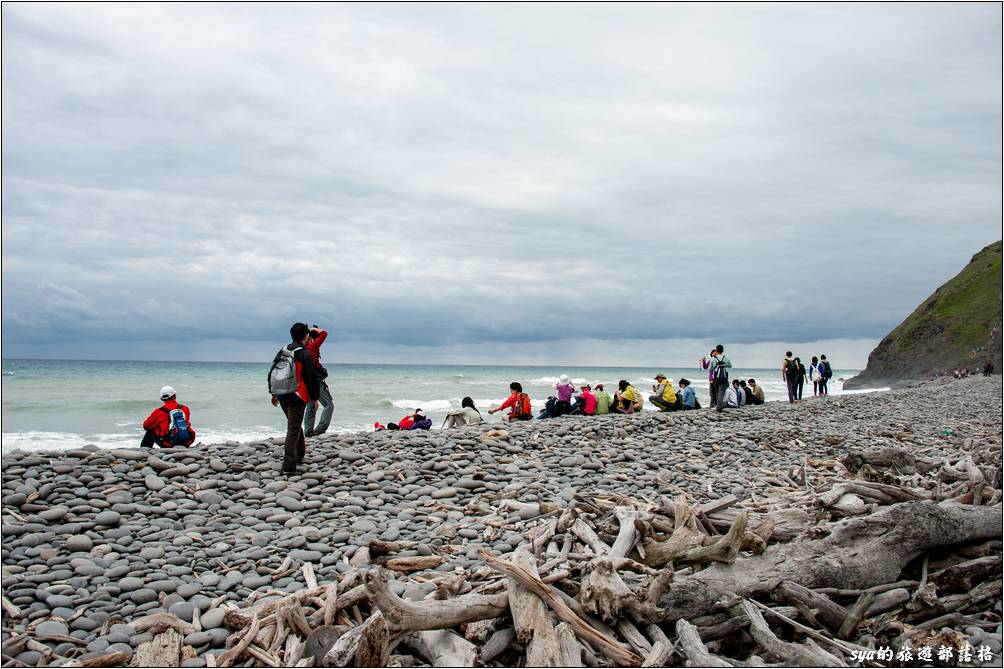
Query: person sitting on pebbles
649,374,679,412
389,409,432,430
141,385,196,448
678,378,698,410
612,380,643,414
443,397,483,428
593,383,612,415
488,382,532,422
573,383,597,415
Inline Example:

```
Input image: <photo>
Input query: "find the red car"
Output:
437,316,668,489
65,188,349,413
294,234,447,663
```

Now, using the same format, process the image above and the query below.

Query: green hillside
846,241,1002,388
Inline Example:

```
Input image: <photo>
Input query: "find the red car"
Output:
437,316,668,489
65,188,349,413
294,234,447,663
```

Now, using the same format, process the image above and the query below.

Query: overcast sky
2,3,1001,367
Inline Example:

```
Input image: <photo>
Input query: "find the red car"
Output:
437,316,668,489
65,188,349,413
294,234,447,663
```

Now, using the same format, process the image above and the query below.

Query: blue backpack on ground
161,407,191,446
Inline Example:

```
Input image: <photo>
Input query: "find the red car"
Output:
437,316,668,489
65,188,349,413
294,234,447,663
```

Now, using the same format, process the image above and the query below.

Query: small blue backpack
161,407,191,446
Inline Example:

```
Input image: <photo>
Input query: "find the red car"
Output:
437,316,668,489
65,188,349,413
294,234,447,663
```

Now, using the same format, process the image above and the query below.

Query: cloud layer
2,4,1001,366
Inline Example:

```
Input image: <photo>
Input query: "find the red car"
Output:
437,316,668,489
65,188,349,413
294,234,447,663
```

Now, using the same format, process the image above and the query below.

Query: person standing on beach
809,356,821,396
593,383,612,415
748,378,765,405
782,351,798,403
706,345,732,412
141,386,196,448
303,325,334,437
700,349,718,408
819,355,832,395
269,322,320,473
795,358,806,400
488,382,532,422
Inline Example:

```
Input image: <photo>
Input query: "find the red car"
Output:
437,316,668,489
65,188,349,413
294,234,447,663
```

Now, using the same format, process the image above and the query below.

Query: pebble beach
2,375,1001,666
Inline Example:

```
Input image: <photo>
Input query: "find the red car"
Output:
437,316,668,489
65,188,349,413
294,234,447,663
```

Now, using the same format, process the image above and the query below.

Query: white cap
159,385,176,400
559,374,569,384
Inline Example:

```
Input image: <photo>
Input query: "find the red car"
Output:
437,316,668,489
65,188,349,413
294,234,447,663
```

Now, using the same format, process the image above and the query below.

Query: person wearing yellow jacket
649,373,680,412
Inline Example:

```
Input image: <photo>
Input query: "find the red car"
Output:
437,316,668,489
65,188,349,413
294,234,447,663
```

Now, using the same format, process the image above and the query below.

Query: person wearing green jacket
593,383,612,415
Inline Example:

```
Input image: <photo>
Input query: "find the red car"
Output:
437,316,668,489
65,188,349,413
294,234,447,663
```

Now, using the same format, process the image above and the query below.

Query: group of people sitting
483,375,708,424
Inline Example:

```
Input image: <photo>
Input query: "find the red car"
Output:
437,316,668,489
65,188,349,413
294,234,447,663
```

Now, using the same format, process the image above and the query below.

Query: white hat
159,385,176,400
559,374,569,384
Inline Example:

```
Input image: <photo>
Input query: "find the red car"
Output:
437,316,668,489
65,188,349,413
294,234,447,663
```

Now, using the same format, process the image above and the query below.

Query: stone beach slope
2,375,1001,666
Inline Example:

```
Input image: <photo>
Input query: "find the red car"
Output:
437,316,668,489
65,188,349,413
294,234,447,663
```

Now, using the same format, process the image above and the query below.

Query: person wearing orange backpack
488,382,532,422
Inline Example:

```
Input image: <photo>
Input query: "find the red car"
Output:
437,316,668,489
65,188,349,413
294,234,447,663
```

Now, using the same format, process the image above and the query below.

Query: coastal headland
2,376,1001,667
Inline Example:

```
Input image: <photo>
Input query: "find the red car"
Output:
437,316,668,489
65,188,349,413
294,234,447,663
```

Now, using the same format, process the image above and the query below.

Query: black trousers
140,430,170,448
277,395,307,471
786,378,798,403
712,379,729,412
796,379,804,400
708,382,717,408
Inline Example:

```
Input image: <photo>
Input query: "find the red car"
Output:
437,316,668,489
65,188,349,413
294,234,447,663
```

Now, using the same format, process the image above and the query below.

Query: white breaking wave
388,399,455,411
528,376,592,386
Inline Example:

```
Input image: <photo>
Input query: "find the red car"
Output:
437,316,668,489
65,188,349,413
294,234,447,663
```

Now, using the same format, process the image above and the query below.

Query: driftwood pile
59,435,997,669
3,430,1000,668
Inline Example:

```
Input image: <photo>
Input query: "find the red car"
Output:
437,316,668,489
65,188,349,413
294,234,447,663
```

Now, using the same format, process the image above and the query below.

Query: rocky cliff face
845,241,1002,389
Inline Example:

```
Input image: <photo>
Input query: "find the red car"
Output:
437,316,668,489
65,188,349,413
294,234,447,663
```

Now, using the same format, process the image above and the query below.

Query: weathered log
842,448,918,474
386,556,443,573
556,622,583,666
507,547,562,666
773,582,847,632
836,592,874,640
643,496,748,568
405,629,477,667
674,619,731,667
365,569,508,632
657,502,1002,622
463,617,501,643
478,627,516,665
62,651,131,668
931,555,1002,591
736,600,846,667
480,550,643,667
131,628,183,667
610,507,644,559
130,613,195,636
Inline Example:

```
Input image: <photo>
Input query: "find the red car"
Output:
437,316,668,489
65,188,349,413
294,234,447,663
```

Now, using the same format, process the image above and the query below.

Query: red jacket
143,400,195,442
307,329,328,368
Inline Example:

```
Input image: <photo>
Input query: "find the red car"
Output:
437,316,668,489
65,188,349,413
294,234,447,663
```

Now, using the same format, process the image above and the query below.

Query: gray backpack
268,346,302,396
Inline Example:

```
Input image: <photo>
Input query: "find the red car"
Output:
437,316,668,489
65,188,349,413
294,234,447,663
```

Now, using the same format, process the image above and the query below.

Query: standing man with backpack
141,385,195,448
269,322,320,473
782,351,799,403
819,354,832,396
304,324,334,437
707,345,732,413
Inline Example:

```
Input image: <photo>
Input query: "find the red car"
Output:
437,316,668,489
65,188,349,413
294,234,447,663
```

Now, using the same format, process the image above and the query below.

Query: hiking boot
304,430,315,438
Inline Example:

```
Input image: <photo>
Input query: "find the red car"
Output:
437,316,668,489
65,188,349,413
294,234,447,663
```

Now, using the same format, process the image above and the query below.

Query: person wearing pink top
700,349,717,409
578,384,597,415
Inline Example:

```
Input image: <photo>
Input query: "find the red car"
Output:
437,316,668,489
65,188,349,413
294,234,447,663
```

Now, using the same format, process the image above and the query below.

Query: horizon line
1,357,859,372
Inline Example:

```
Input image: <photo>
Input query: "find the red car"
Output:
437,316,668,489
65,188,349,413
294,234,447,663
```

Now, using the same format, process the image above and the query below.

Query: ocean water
0,359,866,453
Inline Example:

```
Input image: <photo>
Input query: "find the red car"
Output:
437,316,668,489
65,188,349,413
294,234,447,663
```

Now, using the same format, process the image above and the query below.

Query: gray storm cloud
2,3,1000,365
